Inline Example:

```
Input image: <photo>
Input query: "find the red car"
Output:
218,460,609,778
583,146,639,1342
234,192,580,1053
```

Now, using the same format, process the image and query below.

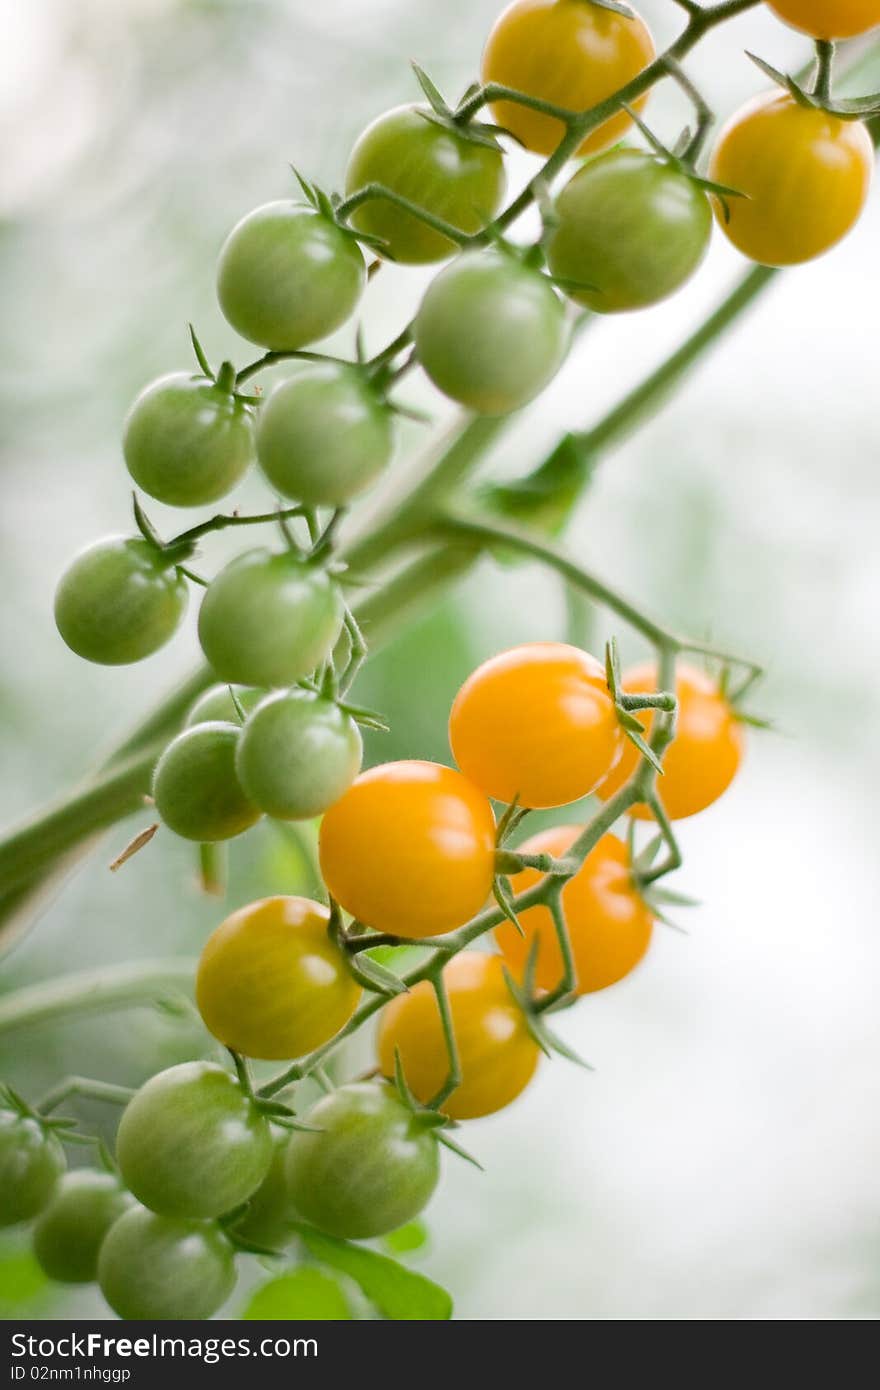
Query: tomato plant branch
166,504,306,551
37,1077,135,1115
0,959,197,1036
333,186,472,246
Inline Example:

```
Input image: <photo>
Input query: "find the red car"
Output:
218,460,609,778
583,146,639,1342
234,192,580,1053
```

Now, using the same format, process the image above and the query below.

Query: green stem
0,959,197,1036
335,185,470,246
813,40,835,103
38,1077,135,1115
426,976,461,1110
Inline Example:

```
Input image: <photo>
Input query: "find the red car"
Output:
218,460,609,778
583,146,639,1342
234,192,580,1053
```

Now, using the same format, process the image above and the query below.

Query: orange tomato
497,827,652,994
481,0,656,158
377,953,540,1119
709,92,873,267
449,642,622,809
767,0,880,38
195,896,360,1060
318,761,496,939
597,662,743,821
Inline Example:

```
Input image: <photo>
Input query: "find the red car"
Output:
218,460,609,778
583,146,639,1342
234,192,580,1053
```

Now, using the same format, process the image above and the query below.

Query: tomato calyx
619,103,747,218
605,638,675,778
329,902,409,999
0,1083,92,1150
290,164,391,259
500,942,591,1067
746,47,880,121
410,63,508,154
389,1051,483,1171
717,661,773,730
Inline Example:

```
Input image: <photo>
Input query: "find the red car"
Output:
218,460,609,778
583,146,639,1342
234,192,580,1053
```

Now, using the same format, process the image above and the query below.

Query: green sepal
493,875,524,936
131,494,166,553
289,165,320,210
188,323,214,380
645,885,701,909
631,832,663,877
436,1130,484,1170
745,53,816,108
411,63,505,151
347,951,409,999
411,62,451,118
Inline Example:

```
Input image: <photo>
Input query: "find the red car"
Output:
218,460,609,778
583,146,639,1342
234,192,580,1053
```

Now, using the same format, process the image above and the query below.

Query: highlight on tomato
597,661,744,821
196,896,361,1061
318,761,497,939
449,642,622,808
377,952,541,1119
497,828,654,995
708,92,873,266
481,0,656,158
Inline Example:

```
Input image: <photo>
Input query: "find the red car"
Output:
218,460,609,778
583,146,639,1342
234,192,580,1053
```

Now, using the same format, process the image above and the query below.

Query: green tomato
54,537,187,666
285,1083,440,1240
123,372,255,508
256,366,394,507
216,202,365,350
0,1109,65,1227
115,1062,273,1219
236,691,362,820
230,1131,297,1250
98,1205,236,1320
32,1170,134,1284
344,104,507,264
546,149,713,313
152,722,261,843
184,684,264,728
413,252,568,415
198,549,344,688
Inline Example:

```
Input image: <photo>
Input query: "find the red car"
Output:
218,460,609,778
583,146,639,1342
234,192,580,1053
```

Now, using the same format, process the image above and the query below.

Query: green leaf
293,1225,453,1320
382,1220,428,1256
479,434,597,540
0,1243,50,1310
242,1268,352,1321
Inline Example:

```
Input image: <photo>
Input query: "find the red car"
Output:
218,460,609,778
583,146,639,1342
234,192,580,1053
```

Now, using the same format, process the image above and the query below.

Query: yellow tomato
497,827,653,994
377,953,540,1120
709,91,873,266
195,896,360,1060
449,642,622,810
597,662,743,821
318,761,496,939
767,0,880,38
481,0,656,158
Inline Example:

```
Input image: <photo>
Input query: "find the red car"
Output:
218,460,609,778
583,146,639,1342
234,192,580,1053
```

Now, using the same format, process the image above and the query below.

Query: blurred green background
2,0,879,1320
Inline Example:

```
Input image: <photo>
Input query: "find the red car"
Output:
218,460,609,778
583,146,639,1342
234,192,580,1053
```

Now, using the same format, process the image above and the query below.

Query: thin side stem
0,959,197,1035
38,1077,135,1115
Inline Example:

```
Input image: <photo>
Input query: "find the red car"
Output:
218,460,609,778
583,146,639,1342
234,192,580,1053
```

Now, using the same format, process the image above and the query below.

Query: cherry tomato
184,684,264,727
0,1108,65,1227
481,0,656,158
709,92,873,266
449,642,622,809
256,365,394,507
230,1131,297,1249
547,149,712,313
98,1205,236,1321
344,104,507,264
597,662,744,820
377,952,540,1120
318,761,496,939
414,252,568,415
285,1083,440,1239
236,691,362,820
497,827,653,994
216,202,365,350
32,1170,134,1284
767,0,880,38
198,549,344,688
123,372,255,508
152,722,261,842
54,537,187,666
115,1061,273,1219
196,896,361,1060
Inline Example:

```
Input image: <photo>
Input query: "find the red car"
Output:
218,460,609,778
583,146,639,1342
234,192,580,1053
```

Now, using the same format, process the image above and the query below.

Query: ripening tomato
198,549,345,688
344,104,507,263
236,691,362,820
449,642,622,809
216,202,365,349
152,722,261,842
123,372,255,508
767,0,880,38
195,896,361,1060
597,662,744,820
115,1062,273,1219
256,366,394,507
0,1108,65,1227
481,0,656,158
546,149,712,312
285,1083,440,1239
98,1206,236,1321
377,953,540,1120
54,537,187,666
497,827,653,994
413,252,568,415
709,92,873,266
230,1131,297,1249
33,1171,134,1284
318,761,496,939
